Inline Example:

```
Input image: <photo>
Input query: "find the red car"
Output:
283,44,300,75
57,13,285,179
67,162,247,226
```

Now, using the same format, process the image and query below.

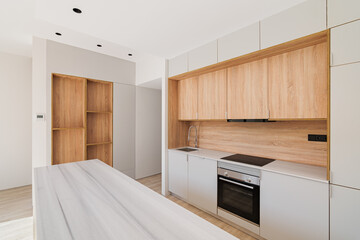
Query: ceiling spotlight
55,32,62,36
128,53,133,56
97,44,102,47
73,8,82,14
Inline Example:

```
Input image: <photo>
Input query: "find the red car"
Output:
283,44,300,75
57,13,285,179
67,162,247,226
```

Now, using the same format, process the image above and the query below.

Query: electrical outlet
308,134,327,142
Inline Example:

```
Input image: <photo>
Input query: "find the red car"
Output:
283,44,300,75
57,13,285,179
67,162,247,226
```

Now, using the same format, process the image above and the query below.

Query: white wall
136,54,165,87
135,86,162,179
0,51,32,190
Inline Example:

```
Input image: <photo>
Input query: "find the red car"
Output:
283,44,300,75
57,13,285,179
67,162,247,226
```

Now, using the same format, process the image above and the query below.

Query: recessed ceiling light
97,44,102,47
55,32,62,36
73,8,82,14
128,53,133,56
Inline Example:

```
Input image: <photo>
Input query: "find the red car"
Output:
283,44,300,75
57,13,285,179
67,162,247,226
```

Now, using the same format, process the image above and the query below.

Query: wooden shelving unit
52,74,113,166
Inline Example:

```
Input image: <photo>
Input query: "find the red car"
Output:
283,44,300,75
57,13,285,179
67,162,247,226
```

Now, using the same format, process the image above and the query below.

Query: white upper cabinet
188,156,217,214
330,185,360,240
260,0,326,49
169,53,188,77
331,20,360,66
188,41,217,71
331,62,360,189
328,0,360,28
218,22,260,62
168,151,188,200
260,171,329,240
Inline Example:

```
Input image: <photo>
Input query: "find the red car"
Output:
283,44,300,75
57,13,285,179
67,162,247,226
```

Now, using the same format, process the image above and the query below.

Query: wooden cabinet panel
168,151,188,200
260,171,329,240
53,129,85,165
328,0,360,28
188,156,217,214
188,41,217,71
87,80,113,112
331,20,360,66
227,59,268,119
178,77,198,120
198,69,227,120
87,144,112,166
260,0,326,49
169,53,188,77
268,42,328,119
87,112,112,144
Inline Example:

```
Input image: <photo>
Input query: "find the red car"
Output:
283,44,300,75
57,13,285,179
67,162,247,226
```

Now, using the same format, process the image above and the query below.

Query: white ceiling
1,0,306,60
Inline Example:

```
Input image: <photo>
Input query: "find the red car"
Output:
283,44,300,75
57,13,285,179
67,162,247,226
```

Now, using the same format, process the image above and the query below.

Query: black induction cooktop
221,154,275,167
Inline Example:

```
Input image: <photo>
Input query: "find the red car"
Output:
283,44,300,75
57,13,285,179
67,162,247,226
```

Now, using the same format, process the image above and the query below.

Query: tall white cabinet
328,0,360,28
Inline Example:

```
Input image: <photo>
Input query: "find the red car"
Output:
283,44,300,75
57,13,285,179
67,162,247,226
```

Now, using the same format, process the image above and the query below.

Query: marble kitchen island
34,160,239,240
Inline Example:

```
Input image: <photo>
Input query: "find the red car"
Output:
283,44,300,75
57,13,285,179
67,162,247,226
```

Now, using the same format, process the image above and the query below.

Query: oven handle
219,177,254,189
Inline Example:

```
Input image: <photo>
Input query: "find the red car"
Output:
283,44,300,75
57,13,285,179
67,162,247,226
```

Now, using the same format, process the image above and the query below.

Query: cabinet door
331,20,360,66
198,69,227,120
260,171,329,240
331,62,360,189
227,59,268,119
328,0,360,28
188,41,217,71
178,77,198,120
218,22,260,62
268,42,328,119
169,53,188,77
260,0,326,49
330,185,360,240
188,156,217,214
168,151,188,200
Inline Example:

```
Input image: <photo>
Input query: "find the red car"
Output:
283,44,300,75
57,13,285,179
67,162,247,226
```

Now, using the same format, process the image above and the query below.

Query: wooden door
198,69,227,120
268,42,328,119
227,59,268,119
178,77,198,120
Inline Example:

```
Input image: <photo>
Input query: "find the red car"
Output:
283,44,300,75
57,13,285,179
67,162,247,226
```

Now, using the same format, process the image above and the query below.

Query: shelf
87,111,112,114
86,142,112,146
53,127,85,131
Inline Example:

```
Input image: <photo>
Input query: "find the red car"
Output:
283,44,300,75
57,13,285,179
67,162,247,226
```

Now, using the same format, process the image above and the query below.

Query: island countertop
34,160,239,240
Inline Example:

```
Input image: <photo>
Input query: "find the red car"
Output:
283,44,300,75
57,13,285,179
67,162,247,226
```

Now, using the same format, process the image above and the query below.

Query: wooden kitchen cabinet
227,59,268,119
198,69,227,120
168,151,188,200
260,171,329,240
188,156,217,214
268,42,328,119
178,77,198,120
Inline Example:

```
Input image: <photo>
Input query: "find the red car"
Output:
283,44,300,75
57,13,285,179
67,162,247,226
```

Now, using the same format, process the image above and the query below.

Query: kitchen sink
177,147,198,152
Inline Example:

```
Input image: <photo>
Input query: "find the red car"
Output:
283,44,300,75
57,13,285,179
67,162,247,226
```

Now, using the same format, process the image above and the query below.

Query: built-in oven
218,167,260,225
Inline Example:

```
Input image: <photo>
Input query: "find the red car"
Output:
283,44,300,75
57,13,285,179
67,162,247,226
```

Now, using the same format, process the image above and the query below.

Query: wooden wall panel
87,80,113,112
53,129,85,165
198,69,227,120
87,144,112,166
188,121,327,167
268,42,328,119
87,112,112,144
178,77,198,120
168,80,190,149
227,59,268,119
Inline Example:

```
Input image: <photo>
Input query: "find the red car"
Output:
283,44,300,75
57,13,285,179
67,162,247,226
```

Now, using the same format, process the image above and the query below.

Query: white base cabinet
188,156,217,214
260,171,329,240
330,185,360,240
168,151,188,200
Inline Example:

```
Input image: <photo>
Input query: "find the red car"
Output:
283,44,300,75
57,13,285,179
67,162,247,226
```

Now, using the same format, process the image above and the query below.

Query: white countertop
34,160,239,240
169,148,328,183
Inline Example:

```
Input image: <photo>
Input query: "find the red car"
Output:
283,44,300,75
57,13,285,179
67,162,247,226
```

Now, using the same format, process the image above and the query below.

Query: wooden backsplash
188,121,327,167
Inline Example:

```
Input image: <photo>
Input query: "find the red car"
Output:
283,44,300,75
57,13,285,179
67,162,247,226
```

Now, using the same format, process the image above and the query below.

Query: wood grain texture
169,30,328,81
198,69,227,120
87,80,113,112
52,74,86,128
188,121,327,167
168,80,190,148
178,77,198,120
87,144,113,166
86,112,112,144
53,129,85,165
227,59,268,119
268,42,328,119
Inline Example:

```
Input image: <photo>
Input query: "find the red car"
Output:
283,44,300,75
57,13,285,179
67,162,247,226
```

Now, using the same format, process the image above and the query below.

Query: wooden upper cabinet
178,77,198,120
227,59,268,119
268,42,328,119
198,69,227,120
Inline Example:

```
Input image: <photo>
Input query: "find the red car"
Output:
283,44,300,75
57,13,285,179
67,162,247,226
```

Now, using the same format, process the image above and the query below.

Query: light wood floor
0,175,255,240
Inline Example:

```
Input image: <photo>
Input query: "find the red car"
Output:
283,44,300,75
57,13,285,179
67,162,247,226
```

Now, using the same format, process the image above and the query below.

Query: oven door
218,176,260,224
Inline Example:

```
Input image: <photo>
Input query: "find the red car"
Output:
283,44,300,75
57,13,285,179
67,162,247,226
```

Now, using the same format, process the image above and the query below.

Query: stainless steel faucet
188,125,198,148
